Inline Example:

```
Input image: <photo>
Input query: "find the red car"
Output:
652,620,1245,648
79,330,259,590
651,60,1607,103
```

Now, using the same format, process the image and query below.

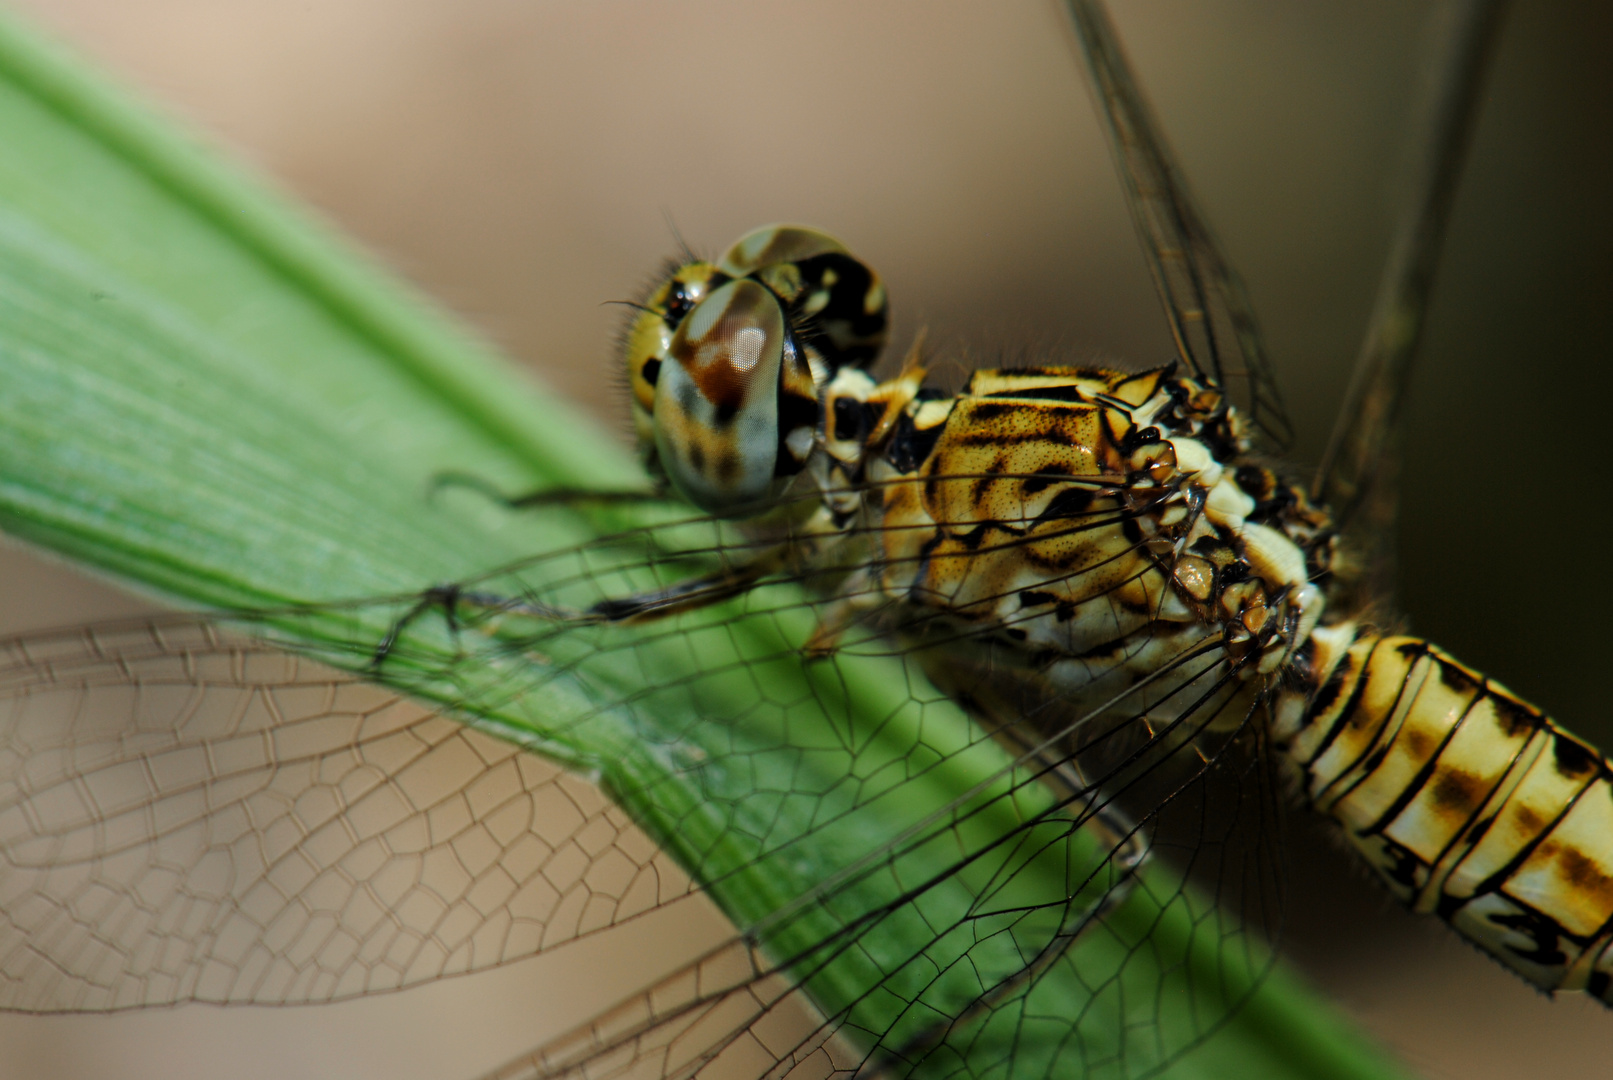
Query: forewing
1310,0,1508,608
467,628,1286,1080
0,621,695,1011
351,498,1289,1080
1061,0,1291,449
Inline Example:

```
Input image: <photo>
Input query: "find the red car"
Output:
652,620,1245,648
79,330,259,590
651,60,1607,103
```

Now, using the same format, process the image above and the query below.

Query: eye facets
625,225,889,517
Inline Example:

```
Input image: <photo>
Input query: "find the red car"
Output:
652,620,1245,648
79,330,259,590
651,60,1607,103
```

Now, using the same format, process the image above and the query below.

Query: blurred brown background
0,1,1609,1077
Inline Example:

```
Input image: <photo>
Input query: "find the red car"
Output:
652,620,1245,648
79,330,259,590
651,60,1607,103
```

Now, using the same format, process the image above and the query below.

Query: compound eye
717,225,848,277
622,262,719,457
719,224,888,374
653,278,785,515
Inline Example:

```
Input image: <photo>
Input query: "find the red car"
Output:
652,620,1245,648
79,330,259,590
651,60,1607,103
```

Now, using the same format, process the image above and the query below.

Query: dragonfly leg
556,550,782,623
854,773,1149,1080
994,722,1152,887
801,568,884,658
1042,755,1151,884
371,548,788,668
428,469,669,509
369,583,469,669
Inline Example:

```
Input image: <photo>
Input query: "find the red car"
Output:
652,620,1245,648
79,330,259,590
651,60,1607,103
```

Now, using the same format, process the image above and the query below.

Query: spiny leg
428,469,671,510
993,719,1151,883
371,546,788,668
853,744,1149,1080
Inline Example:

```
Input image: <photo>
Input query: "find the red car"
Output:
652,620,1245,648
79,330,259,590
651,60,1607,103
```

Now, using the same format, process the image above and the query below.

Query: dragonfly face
624,225,888,514
3,2,1613,1080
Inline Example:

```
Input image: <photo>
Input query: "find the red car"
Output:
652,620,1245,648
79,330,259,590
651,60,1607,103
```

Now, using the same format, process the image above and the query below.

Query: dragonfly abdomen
1274,625,1613,1002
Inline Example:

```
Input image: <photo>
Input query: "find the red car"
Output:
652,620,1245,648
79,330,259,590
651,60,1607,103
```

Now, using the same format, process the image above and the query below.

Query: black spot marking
787,252,886,372
1512,803,1547,837
968,464,1007,515
887,411,946,473
713,401,740,426
1379,839,1422,890
832,397,866,442
1020,464,1073,496
1235,465,1273,500
641,357,661,386
1491,696,1539,738
1117,425,1162,456
1489,906,1570,967
966,402,1012,423
1077,636,1127,659
1018,590,1057,609
1199,420,1239,462
956,524,991,551
955,429,1076,449
777,388,819,434
1037,486,1095,522
1553,734,1598,779
1245,481,1299,525
1436,658,1478,696
983,384,1090,403
1591,970,1611,1000
1400,724,1437,759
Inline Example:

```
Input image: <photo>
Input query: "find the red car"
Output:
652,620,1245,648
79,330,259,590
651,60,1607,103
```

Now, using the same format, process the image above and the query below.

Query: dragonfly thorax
809,364,1335,690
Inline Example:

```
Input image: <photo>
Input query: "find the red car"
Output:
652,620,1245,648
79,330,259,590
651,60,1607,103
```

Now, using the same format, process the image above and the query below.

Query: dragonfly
0,0,1593,1076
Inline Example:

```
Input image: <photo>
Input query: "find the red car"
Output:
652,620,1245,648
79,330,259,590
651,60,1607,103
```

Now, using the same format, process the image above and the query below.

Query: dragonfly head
621,225,889,516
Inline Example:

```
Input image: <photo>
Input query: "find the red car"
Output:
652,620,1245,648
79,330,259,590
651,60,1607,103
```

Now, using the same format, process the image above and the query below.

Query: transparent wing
0,621,696,1011
1310,0,1509,608
0,481,1286,1075
1060,0,1291,449
333,487,1284,1079
468,627,1285,1080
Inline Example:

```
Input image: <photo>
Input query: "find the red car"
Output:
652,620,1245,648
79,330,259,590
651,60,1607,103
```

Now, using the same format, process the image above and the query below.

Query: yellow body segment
1274,631,1613,999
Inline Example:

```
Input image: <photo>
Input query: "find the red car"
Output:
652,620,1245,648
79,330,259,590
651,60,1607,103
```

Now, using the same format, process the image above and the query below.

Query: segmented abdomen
1274,625,1613,1002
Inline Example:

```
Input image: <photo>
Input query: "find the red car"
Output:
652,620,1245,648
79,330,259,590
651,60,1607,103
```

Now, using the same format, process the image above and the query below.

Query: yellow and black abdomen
1274,625,1613,1002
